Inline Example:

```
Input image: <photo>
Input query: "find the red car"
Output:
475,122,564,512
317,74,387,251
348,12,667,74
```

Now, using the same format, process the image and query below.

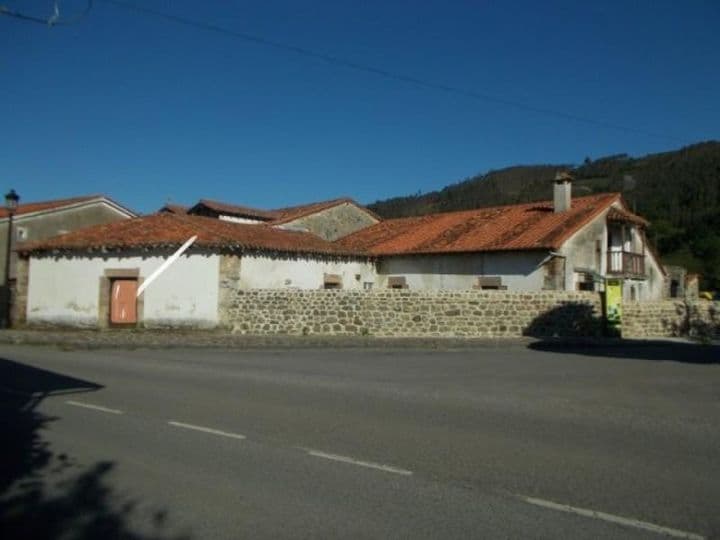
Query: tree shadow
528,340,720,364
0,357,189,540
522,303,604,338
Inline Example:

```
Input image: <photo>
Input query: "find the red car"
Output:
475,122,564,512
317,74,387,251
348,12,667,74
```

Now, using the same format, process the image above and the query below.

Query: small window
475,276,506,290
363,282,374,290
387,276,407,289
16,227,28,241
323,273,342,290
575,272,595,291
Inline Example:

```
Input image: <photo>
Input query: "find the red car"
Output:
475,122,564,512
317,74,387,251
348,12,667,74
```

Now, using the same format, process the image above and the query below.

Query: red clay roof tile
336,193,623,255
606,206,649,227
188,197,380,224
157,204,189,214
19,213,362,257
190,199,279,220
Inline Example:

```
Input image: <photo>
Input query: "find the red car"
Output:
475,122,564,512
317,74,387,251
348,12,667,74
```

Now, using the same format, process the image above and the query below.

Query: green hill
367,141,720,289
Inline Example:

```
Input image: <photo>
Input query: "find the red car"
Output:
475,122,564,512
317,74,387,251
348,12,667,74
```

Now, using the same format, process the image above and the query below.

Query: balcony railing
607,251,645,276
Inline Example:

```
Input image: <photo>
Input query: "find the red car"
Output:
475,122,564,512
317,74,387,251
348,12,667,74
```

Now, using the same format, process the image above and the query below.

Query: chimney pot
553,171,573,212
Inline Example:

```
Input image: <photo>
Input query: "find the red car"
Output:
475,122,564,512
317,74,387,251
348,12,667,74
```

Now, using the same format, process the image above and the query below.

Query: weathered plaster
558,207,607,289
237,253,376,290
27,252,219,328
558,203,665,300
376,252,547,291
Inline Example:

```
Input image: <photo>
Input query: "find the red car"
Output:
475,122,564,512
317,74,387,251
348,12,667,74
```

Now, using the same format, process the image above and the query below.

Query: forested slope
368,142,720,288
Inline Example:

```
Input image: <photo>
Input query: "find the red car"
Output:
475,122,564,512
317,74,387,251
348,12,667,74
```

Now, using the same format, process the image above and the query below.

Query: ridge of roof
606,205,649,227
188,196,381,225
19,212,364,257
336,193,622,255
0,194,129,219
271,197,380,225
373,192,621,224
191,199,279,220
158,203,189,214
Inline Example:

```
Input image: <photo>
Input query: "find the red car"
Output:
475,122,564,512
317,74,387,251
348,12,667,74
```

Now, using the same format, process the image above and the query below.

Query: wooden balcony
607,251,645,277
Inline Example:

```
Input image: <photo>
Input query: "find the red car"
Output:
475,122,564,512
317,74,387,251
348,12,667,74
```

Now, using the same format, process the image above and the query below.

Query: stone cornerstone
221,289,603,338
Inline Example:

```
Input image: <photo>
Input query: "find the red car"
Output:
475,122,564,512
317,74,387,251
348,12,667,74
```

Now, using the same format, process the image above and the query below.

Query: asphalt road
0,341,718,539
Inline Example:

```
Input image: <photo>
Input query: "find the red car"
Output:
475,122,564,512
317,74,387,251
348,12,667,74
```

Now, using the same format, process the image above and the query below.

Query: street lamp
4,189,20,328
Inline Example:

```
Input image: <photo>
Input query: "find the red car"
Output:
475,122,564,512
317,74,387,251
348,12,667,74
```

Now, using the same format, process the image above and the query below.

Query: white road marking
167,421,246,440
305,449,413,476
518,495,705,540
66,400,123,415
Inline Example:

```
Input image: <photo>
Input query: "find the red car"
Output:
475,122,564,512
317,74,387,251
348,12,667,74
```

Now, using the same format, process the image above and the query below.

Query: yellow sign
605,279,623,335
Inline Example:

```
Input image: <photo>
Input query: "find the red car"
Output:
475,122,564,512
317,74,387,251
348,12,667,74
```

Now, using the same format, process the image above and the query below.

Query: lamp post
4,189,19,328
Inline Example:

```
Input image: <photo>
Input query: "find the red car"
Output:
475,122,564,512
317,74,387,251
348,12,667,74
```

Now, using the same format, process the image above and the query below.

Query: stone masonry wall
622,301,720,339
217,254,241,328
10,256,29,327
281,203,379,241
222,289,603,338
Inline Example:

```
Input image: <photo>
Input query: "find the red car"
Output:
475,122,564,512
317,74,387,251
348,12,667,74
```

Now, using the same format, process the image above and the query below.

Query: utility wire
8,0,678,142
100,0,678,142
0,0,93,25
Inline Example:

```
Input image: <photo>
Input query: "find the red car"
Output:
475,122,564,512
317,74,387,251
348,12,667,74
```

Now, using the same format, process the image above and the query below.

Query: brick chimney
553,171,573,213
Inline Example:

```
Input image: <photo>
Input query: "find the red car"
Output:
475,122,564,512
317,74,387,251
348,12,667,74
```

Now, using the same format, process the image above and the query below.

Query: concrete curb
0,329,713,351
0,329,531,350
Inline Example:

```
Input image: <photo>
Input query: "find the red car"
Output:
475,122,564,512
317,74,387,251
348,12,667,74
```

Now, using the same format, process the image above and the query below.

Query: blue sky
2,0,719,213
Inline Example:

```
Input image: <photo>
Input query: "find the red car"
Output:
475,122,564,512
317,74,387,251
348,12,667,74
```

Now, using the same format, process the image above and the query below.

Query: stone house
16,180,665,329
177,197,381,241
1,195,136,323
17,213,375,328
336,176,666,301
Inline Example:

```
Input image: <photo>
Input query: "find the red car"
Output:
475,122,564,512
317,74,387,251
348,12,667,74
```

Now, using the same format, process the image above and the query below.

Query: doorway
110,279,138,325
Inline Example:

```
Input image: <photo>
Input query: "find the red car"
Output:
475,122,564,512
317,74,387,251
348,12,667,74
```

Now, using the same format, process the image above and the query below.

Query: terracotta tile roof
158,204,189,214
606,206,649,227
189,199,279,221
271,198,381,225
19,213,361,257
0,195,109,219
336,193,623,255
188,197,380,225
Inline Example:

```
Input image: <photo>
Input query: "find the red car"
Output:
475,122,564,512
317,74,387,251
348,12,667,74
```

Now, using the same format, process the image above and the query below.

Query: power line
0,0,93,25
10,0,679,142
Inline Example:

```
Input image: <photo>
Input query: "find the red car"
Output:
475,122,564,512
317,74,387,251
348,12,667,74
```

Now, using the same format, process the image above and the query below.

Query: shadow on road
523,303,604,338
528,340,720,364
0,357,188,540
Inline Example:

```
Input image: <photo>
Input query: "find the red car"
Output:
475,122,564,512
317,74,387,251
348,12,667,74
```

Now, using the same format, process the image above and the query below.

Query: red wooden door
110,279,138,324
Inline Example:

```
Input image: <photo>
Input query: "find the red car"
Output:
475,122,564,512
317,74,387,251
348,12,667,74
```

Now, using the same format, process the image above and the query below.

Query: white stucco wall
237,254,376,290
27,253,219,327
559,202,666,300
624,252,666,301
558,207,608,290
376,252,547,291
